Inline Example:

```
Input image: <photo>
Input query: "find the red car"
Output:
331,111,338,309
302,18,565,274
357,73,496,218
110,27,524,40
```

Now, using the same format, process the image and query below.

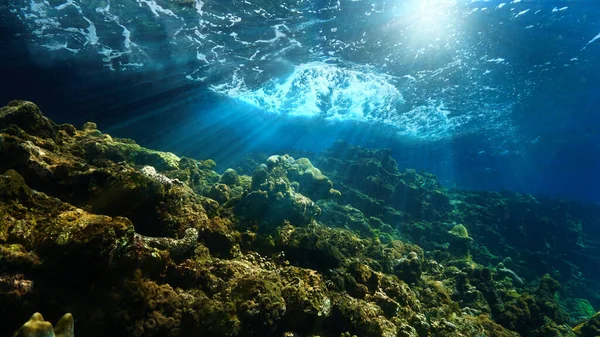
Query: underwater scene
1,0,600,336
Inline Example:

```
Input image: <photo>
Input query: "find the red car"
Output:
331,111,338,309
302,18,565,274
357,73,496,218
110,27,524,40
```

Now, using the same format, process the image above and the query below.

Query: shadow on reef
1,101,600,337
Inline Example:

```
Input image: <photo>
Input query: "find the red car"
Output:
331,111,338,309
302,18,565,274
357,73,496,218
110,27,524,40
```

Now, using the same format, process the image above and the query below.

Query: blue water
1,0,600,203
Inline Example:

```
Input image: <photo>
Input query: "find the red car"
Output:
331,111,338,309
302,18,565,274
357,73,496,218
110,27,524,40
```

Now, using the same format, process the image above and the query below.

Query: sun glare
400,0,457,41
417,0,455,26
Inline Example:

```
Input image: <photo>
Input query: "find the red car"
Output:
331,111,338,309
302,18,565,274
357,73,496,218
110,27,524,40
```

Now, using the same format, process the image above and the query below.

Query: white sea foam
206,62,492,140
196,52,209,63
486,58,506,63
212,62,404,122
41,41,79,53
194,0,204,16
586,32,600,47
138,0,178,18
515,9,529,18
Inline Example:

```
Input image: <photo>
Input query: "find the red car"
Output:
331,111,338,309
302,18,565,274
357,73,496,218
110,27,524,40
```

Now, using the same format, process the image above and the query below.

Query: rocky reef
2,101,600,337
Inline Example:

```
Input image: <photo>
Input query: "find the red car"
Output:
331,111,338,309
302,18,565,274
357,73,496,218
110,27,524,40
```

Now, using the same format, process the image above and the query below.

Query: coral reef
1,101,599,337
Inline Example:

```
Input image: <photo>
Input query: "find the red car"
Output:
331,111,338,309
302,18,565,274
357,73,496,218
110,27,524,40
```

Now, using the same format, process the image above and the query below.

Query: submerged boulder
447,224,473,258
0,101,57,140
236,156,334,230
13,312,74,337
574,311,600,337
0,104,214,237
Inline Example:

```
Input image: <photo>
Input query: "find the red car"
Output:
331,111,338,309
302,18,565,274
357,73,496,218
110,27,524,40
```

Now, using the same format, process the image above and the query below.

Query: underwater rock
250,163,269,190
236,159,322,229
140,165,182,186
198,159,217,170
207,183,231,204
134,228,199,258
219,168,240,186
14,312,74,337
175,156,222,196
0,103,213,238
196,217,241,258
274,224,346,270
496,263,524,286
317,200,393,237
0,101,57,140
80,134,181,171
279,267,332,332
284,156,341,200
331,295,399,337
0,273,34,307
574,311,600,336
447,224,473,257
392,251,422,282
0,169,135,264
264,155,340,199
536,274,569,324
315,141,451,223
0,243,41,273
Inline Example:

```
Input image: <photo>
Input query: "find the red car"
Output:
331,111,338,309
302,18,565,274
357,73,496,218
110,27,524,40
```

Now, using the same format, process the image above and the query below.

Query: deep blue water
1,0,599,203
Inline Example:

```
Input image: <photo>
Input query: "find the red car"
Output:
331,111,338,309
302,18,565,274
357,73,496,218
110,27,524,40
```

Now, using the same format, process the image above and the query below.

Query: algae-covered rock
0,101,57,140
0,169,135,256
134,228,199,258
392,251,422,282
274,224,346,270
279,267,331,332
285,157,341,200
0,103,213,238
331,295,399,337
14,312,74,337
80,133,181,171
316,141,451,223
176,156,221,196
447,224,473,258
207,183,231,204
236,160,321,230
220,168,240,186
317,200,393,237
574,311,600,336
448,224,470,238
236,155,342,230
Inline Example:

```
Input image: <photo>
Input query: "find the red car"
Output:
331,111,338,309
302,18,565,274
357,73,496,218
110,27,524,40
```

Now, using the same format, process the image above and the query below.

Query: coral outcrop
235,155,332,230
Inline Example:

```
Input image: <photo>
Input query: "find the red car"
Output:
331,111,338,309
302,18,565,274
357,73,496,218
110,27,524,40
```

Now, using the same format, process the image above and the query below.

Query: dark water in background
1,0,600,203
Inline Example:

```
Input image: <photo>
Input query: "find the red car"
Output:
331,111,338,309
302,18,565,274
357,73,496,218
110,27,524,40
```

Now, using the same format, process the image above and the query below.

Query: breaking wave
212,62,404,122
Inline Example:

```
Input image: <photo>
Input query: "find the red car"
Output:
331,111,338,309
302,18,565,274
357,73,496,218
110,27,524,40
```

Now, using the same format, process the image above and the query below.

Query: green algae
13,312,74,337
